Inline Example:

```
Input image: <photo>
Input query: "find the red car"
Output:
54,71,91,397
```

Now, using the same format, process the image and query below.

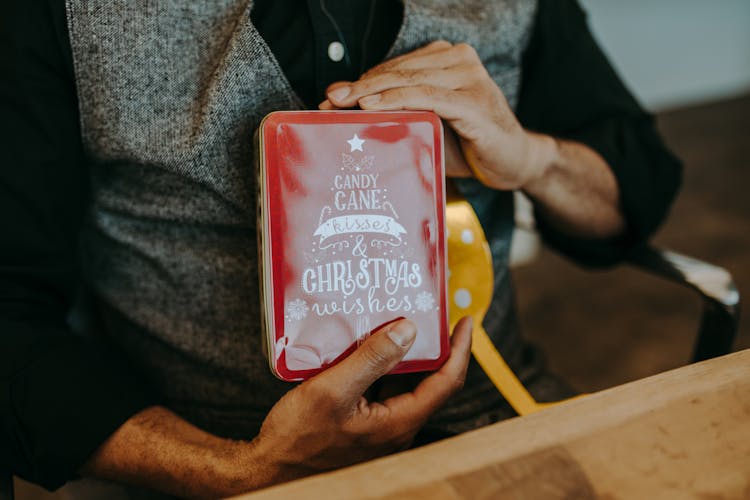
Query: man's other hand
321,41,625,240
320,40,546,191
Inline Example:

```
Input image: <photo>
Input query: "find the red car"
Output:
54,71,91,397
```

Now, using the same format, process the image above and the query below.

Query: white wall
579,0,750,111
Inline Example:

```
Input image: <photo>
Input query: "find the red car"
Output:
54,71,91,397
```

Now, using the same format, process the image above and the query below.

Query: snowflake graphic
286,299,309,321
415,291,435,312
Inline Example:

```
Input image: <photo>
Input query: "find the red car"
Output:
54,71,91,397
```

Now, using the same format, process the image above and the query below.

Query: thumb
315,319,417,404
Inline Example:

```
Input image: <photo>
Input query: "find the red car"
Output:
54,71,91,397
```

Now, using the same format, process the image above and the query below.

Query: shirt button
327,41,346,62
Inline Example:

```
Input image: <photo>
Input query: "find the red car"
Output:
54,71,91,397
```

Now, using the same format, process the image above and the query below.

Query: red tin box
257,111,449,381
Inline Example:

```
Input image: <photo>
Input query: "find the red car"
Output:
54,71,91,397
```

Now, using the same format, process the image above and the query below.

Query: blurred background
15,1,750,498
515,0,750,392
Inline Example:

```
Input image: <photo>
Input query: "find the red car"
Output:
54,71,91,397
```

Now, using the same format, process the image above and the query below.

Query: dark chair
627,246,740,362
0,245,739,499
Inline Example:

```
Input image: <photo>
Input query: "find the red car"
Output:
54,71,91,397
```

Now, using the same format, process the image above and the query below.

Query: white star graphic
347,133,365,152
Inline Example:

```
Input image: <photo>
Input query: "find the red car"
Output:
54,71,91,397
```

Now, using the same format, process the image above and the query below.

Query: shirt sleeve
516,0,683,267
0,0,156,490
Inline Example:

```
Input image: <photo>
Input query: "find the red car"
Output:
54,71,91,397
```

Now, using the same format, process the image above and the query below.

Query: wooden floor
516,92,750,392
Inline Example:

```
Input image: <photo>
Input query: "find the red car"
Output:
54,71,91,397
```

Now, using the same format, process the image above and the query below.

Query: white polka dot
454,289,472,309
445,228,450,238
447,269,452,279
461,229,474,244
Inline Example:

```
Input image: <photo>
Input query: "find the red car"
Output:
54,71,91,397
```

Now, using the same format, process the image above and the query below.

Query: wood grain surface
231,349,750,500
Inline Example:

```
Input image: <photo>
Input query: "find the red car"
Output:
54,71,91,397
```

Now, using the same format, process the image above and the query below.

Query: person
0,0,681,498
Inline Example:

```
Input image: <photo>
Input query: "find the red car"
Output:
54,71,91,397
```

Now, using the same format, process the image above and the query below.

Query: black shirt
0,0,681,490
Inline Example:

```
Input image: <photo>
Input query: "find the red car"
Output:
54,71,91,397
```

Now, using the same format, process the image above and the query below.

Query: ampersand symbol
352,234,368,257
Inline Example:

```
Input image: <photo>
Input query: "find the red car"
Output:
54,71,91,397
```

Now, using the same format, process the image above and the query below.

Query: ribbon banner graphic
314,214,406,242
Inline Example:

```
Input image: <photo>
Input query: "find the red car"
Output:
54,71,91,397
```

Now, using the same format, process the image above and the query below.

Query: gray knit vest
66,0,537,437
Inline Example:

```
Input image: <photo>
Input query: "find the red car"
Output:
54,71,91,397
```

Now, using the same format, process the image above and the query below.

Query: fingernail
328,86,351,102
359,94,381,107
387,321,417,347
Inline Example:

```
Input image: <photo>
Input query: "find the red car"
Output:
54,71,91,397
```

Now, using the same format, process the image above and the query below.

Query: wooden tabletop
232,350,750,499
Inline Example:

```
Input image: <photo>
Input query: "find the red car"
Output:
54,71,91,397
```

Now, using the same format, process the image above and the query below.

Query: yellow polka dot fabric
446,182,556,416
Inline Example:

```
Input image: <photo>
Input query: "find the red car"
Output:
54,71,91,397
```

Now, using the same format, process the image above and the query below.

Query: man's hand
256,316,473,479
321,40,626,239
320,40,542,190
83,317,472,498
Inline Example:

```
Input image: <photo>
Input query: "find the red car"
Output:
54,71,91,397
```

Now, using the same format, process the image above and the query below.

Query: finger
327,66,478,108
313,319,418,404
366,42,479,76
325,43,481,107
324,40,455,106
444,127,474,178
357,85,486,138
383,316,473,429
366,40,453,75
321,81,356,109
318,99,336,110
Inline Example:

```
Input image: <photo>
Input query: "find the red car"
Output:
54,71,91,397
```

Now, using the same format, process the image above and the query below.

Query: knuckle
368,71,390,85
360,343,392,368
394,69,417,85
359,66,386,83
429,40,453,49
303,380,337,407
454,42,478,60
420,85,439,99
468,63,487,80
350,80,371,96
361,67,380,79
393,87,411,100
451,371,467,393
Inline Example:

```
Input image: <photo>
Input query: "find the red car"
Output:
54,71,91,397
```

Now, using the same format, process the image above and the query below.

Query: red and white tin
257,111,449,381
